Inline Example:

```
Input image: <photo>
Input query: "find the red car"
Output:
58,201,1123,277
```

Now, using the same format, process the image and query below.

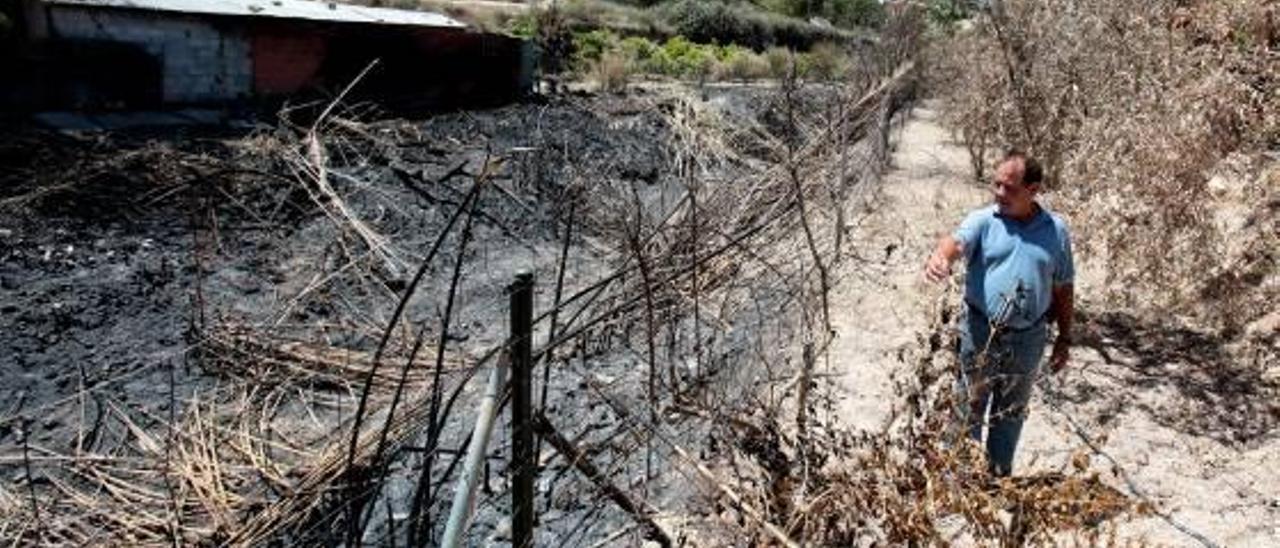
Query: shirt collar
994,202,1049,227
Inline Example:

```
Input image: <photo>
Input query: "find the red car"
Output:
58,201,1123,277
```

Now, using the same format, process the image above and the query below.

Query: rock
1206,173,1233,197
1245,310,1280,341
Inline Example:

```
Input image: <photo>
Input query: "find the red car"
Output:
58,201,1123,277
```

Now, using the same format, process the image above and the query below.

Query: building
2,0,534,113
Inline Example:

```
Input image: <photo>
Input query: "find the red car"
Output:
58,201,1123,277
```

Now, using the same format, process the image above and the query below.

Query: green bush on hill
572,28,851,83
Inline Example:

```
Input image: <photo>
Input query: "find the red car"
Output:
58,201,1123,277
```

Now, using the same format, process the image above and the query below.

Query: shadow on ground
1075,310,1280,446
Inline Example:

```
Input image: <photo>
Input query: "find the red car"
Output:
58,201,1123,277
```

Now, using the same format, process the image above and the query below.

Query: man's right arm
924,236,964,283
926,209,987,283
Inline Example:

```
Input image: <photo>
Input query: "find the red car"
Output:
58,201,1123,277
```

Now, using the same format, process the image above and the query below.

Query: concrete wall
47,6,251,103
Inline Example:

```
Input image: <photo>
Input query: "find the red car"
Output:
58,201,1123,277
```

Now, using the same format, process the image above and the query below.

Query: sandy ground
828,104,1280,546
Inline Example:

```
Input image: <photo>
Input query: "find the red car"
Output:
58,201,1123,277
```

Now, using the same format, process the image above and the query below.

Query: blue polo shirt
953,204,1074,329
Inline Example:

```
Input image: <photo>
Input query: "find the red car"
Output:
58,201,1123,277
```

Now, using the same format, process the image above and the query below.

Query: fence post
510,272,536,548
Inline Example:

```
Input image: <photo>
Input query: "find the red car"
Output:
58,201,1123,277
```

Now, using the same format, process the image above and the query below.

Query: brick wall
251,28,326,96
48,6,251,104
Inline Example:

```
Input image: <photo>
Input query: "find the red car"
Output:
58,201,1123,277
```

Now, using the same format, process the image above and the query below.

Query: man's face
991,159,1038,216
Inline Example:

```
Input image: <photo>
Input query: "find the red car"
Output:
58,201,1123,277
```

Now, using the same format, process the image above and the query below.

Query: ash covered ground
0,83,861,545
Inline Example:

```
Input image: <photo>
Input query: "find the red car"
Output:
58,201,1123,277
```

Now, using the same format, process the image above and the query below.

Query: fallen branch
534,413,674,548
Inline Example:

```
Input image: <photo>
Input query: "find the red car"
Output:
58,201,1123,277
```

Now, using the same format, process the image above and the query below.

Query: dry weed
592,51,633,93
690,290,1144,545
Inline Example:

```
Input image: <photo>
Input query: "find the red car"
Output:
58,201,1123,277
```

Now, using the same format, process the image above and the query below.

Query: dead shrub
702,298,1143,545
591,50,632,93
722,51,770,82
764,46,794,79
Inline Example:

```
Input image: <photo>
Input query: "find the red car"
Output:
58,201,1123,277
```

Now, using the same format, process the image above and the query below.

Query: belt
966,302,1046,333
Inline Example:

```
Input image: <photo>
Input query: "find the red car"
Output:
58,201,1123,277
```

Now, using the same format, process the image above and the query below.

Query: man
924,150,1075,477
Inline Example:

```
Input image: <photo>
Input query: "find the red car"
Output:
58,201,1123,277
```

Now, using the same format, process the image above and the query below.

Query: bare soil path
828,103,1280,546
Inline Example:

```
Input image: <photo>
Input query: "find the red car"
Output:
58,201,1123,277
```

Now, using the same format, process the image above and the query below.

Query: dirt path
827,104,982,431
828,104,1280,545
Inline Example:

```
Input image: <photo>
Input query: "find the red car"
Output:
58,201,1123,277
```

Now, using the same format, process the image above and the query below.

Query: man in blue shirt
924,150,1075,477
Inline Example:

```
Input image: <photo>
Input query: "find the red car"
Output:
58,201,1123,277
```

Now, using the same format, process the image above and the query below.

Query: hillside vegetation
932,0,1279,343
373,0,884,41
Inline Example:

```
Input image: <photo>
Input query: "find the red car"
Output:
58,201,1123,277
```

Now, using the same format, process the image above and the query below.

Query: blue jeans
955,306,1048,477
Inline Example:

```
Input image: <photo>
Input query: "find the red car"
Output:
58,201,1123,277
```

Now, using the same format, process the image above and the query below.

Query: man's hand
925,252,952,283
925,236,963,284
1049,284,1074,374
1049,338,1070,374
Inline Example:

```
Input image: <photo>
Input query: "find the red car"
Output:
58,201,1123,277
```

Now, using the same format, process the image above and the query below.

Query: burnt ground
0,92,673,445
0,84,847,545
0,130,227,448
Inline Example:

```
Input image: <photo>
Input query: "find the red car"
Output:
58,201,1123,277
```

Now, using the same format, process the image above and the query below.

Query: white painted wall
48,6,252,103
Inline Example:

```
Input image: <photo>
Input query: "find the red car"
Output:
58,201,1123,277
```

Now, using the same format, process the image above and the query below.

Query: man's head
991,150,1043,219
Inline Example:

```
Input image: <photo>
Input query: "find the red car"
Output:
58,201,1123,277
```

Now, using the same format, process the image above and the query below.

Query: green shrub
646,36,717,78
562,24,849,84
504,11,538,39
572,29,619,69
716,43,752,63
925,0,978,27
619,35,660,63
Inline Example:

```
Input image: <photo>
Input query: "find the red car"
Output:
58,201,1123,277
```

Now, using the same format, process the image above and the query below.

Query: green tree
926,0,979,27
828,0,885,28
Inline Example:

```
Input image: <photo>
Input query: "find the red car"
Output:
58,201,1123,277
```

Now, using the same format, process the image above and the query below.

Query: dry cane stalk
403,186,481,545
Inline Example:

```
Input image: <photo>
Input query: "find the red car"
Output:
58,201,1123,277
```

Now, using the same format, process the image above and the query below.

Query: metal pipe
439,357,508,548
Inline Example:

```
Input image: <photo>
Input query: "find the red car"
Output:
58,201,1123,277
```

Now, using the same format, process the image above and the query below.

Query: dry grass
682,287,1144,545
591,50,633,93
0,348,439,546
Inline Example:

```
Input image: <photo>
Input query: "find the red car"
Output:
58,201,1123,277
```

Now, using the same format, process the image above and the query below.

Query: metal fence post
509,272,535,548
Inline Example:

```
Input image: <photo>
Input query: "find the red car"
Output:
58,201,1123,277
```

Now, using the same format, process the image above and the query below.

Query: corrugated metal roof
45,0,466,28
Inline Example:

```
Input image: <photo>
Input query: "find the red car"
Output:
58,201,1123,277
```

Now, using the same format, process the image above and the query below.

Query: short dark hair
1003,149,1043,185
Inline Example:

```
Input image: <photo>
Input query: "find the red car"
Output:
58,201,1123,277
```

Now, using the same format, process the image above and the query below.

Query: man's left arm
1049,220,1076,374
1049,284,1073,373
